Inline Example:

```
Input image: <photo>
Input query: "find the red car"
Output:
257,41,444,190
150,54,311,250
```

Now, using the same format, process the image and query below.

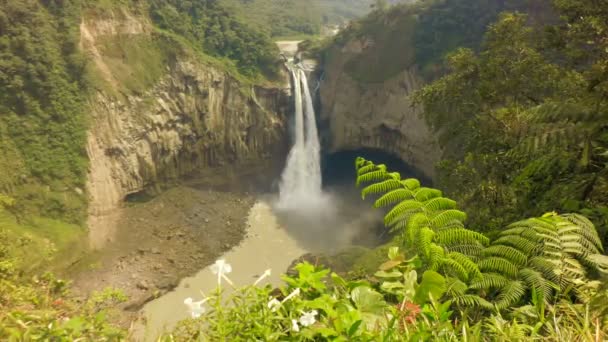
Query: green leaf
351,286,386,314
347,320,363,337
415,270,446,304
374,270,402,278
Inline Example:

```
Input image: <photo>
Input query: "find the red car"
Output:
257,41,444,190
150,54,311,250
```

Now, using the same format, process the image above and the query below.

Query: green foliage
356,157,487,283
0,265,125,341
148,0,280,79
167,247,608,341
415,7,608,246
0,0,89,223
356,157,608,315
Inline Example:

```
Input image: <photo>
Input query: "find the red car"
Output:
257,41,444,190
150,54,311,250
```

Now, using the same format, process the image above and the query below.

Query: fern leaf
469,273,511,290
402,178,421,190
493,235,537,255
446,244,484,257
451,294,494,309
562,213,603,253
482,245,528,266
356,163,376,176
384,200,424,226
440,257,469,281
529,257,560,283
417,227,436,260
361,180,403,199
423,197,457,211
373,189,414,208
429,210,467,229
356,168,388,186
445,277,468,297
428,244,446,269
436,228,489,247
413,187,443,202
388,172,401,180
448,252,481,279
478,257,519,278
495,280,526,309
405,213,432,243
518,268,555,298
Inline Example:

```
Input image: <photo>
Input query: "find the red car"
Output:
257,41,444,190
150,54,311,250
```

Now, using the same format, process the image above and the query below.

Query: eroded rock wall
81,11,288,247
319,38,441,178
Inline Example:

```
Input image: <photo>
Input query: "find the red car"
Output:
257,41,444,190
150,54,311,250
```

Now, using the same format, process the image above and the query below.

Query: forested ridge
415,0,608,247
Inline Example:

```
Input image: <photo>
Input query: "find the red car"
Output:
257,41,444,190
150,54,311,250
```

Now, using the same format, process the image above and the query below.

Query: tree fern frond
482,245,528,266
413,187,443,202
446,244,484,257
445,277,468,297
388,172,401,180
356,163,376,176
436,228,489,248
356,168,388,186
417,227,436,260
429,210,467,229
562,213,603,253
423,197,457,211
451,294,494,309
402,178,421,190
478,257,519,278
469,273,511,290
384,200,424,226
493,235,537,255
448,252,481,278
495,280,526,310
529,257,560,283
361,180,403,199
428,244,446,269
373,189,414,208
518,268,555,298
440,257,469,281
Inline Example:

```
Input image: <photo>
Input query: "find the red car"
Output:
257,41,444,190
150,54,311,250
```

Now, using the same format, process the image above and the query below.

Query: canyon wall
81,11,289,247
319,34,441,179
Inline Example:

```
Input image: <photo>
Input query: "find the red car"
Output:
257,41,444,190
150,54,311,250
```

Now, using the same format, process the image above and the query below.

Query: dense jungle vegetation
1,0,608,340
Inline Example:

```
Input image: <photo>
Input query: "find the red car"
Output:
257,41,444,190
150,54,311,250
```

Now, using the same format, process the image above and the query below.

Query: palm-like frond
354,158,606,313
495,280,526,309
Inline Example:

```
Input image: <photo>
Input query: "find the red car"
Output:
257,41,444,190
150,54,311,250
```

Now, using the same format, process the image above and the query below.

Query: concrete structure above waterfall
318,37,442,179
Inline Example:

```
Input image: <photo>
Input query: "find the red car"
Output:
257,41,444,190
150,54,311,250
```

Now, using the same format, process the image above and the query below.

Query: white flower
210,259,233,286
291,319,300,332
184,297,206,318
210,259,232,275
299,310,318,327
267,297,281,312
281,288,301,303
253,269,272,286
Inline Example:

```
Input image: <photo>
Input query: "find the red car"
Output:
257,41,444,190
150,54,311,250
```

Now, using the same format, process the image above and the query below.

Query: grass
97,33,178,94
0,208,86,274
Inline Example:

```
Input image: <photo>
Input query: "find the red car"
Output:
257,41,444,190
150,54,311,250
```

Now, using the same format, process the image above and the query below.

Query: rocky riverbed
68,186,254,327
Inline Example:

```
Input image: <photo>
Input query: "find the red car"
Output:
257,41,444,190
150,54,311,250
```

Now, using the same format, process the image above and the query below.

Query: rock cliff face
81,11,289,247
319,38,441,178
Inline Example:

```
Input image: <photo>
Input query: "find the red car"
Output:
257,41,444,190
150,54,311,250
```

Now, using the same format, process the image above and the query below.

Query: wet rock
123,291,157,312
136,280,150,290
155,276,178,291
151,247,160,254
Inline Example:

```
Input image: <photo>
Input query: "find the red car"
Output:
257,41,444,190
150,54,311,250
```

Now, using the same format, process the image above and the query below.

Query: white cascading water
277,64,325,210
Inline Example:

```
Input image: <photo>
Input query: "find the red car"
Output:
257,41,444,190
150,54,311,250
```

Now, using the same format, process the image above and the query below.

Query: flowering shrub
166,246,608,341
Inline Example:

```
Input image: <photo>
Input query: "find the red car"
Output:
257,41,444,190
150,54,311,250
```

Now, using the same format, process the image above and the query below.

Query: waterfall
277,64,325,210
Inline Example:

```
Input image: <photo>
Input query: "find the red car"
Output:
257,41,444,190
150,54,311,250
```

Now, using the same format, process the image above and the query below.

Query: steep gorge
80,10,290,248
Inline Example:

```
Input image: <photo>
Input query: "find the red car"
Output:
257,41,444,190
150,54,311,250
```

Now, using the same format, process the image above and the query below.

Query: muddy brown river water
132,201,310,341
